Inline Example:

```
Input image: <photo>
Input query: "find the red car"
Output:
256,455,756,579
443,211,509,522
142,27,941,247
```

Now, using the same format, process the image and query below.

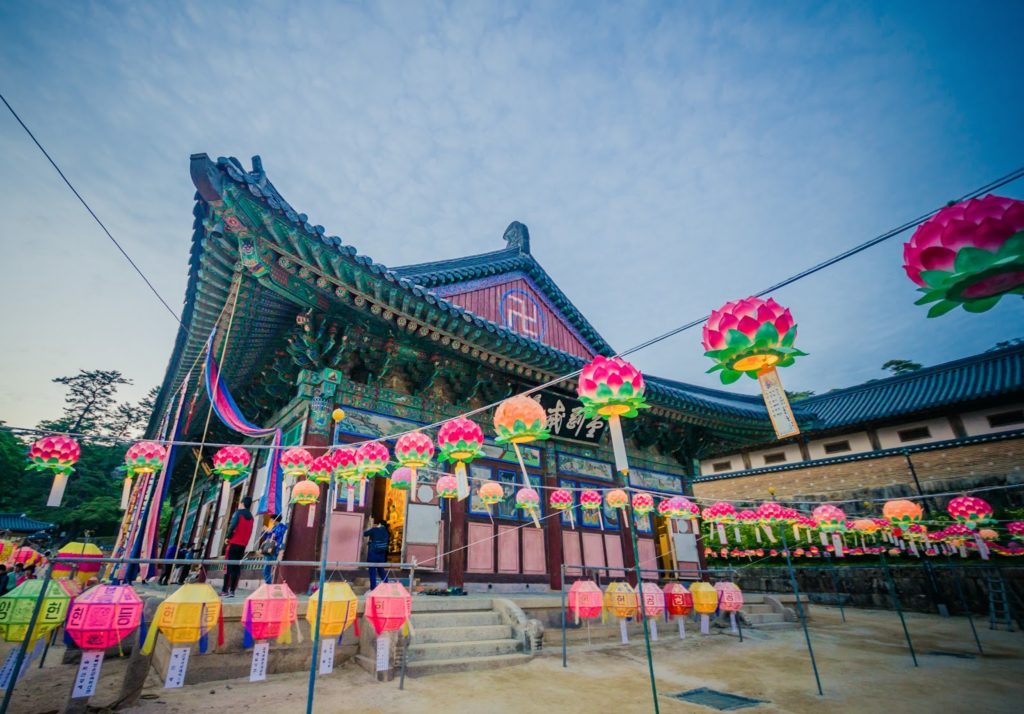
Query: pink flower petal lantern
550,488,575,527
356,442,390,507
903,194,1024,316
122,440,166,510
812,504,848,557
576,356,648,475
704,502,738,544
947,495,995,559
212,446,252,504
394,432,434,502
516,487,542,528
27,435,81,508
437,418,485,500
364,582,412,673
435,474,459,500
755,502,785,544
280,447,313,479
579,489,604,529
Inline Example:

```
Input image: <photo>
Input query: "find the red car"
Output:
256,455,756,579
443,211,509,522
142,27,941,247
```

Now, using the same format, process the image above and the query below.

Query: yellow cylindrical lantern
306,582,359,638
142,584,223,654
690,581,719,636
604,581,637,644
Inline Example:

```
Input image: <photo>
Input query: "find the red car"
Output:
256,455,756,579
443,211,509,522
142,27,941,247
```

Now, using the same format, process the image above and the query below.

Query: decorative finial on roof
503,221,530,254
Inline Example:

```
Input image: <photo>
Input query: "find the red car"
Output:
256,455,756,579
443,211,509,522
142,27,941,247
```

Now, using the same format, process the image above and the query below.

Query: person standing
363,517,390,590
158,542,178,586
258,514,288,584
220,496,254,598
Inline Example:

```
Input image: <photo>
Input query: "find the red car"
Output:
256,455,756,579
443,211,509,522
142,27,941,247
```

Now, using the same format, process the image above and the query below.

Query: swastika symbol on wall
500,288,546,340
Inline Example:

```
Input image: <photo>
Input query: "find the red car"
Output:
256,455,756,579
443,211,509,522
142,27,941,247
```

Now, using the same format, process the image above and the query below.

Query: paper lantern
657,496,686,519
702,297,805,384
356,442,390,478
306,582,359,638
330,448,360,485
390,467,413,491
212,446,251,479
812,505,847,532
12,547,43,568
603,582,637,620
689,581,718,636
243,583,298,644
715,582,744,612
580,489,602,510
947,496,993,529
605,489,628,510
119,441,162,514
307,454,333,485
0,540,14,563
52,542,103,587
65,584,143,650
365,582,412,636
142,583,223,653
394,432,434,500
0,579,71,644
704,502,738,544
436,475,459,499
550,488,575,528
637,581,665,619
1008,521,1024,541
493,395,550,444
882,499,923,527
754,502,784,544
567,581,604,623
576,356,648,475
478,481,505,506
437,418,485,499
903,194,1024,316
290,479,320,506
632,492,655,516
28,435,81,507
978,528,999,542
663,582,692,617
516,487,541,528
851,519,880,535
280,447,314,479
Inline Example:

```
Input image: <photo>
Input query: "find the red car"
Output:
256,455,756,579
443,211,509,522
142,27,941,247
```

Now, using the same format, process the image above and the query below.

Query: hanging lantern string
11,169,1022,461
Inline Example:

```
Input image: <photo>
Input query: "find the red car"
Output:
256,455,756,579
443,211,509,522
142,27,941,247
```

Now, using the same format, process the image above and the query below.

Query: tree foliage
882,359,923,376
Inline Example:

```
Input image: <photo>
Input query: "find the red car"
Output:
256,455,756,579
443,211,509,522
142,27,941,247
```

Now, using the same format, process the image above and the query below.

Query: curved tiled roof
799,344,1024,430
0,513,56,534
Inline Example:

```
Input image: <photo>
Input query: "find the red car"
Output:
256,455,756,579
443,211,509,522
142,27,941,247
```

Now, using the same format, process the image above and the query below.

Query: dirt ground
5,606,1022,713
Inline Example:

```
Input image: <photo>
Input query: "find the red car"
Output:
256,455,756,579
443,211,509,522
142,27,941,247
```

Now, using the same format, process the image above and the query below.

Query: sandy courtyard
6,606,1022,713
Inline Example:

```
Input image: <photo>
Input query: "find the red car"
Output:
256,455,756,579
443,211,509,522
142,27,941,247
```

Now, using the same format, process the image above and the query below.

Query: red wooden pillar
446,489,467,589
279,412,332,594
543,447,564,590
615,472,638,587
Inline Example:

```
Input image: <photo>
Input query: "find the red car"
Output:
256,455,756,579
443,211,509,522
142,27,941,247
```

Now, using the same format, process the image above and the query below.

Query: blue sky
1,1,1022,428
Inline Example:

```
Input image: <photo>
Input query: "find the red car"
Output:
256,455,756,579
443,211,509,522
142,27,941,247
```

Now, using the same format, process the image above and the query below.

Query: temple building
151,154,781,592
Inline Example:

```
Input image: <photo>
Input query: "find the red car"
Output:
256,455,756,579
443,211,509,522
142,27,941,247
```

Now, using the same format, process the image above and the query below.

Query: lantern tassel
619,619,629,644
47,472,69,508
717,524,727,545
358,478,367,507
764,525,776,543
307,504,317,529
511,442,531,488
120,475,133,510
607,414,629,475
832,532,844,558
754,528,762,544
410,467,418,503
454,462,470,501
649,619,658,641
975,533,990,561
346,485,354,512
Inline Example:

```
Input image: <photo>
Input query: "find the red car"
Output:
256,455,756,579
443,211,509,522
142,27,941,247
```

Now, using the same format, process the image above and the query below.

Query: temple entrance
654,514,676,577
372,478,406,562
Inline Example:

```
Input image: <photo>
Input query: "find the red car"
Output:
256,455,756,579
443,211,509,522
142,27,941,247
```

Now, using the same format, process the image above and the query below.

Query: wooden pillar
615,471,638,586
543,445,564,590
447,488,467,588
279,410,332,594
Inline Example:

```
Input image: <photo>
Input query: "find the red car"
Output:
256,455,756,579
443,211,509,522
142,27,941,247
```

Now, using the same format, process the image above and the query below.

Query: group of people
0,562,36,595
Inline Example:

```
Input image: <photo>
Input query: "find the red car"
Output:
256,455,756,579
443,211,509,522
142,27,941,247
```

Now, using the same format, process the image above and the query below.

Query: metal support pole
950,563,983,653
880,552,918,667
903,451,948,616
305,478,335,714
0,564,54,713
780,527,823,696
828,560,846,623
399,563,415,690
561,564,568,668
628,506,660,714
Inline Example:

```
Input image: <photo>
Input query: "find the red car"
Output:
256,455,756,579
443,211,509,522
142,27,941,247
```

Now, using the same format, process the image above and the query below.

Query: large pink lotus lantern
704,502,738,544
702,297,804,384
576,356,648,475
121,440,166,510
212,446,251,480
394,432,434,501
356,442,390,478
579,489,604,529
755,501,785,543
307,454,333,485
28,435,81,508
1008,521,1024,542
946,496,993,529
632,492,655,516
280,447,313,479
813,504,848,557
516,487,542,528
903,194,1024,316
329,447,360,510
437,418,485,500
550,488,575,527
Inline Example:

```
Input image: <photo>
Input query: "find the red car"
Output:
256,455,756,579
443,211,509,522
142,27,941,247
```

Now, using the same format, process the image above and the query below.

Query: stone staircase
741,593,799,629
403,597,533,677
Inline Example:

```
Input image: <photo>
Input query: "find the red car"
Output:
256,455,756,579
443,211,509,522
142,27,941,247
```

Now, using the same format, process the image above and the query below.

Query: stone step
411,611,503,628
744,613,787,625
742,604,775,614
404,653,532,677
407,638,520,661
410,598,494,613
415,624,513,644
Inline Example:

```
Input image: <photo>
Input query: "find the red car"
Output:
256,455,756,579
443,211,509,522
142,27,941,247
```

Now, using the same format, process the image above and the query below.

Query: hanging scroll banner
757,367,800,439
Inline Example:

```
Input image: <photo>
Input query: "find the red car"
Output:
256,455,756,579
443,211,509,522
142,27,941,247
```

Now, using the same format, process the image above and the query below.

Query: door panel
466,523,494,573
522,528,546,574
637,538,657,579
604,533,625,578
497,526,520,573
581,532,606,570
562,532,582,577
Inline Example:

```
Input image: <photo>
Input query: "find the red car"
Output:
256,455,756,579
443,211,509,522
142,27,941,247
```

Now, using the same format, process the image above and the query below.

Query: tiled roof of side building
0,513,56,533
799,343,1024,430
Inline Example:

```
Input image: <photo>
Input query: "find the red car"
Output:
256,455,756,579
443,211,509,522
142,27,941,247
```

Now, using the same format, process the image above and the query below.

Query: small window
987,409,1024,428
897,426,931,443
823,440,851,455
712,461,732,473
763,452,787,465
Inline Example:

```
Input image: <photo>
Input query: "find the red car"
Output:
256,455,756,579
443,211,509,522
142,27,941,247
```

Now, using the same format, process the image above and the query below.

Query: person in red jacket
220,496,254,598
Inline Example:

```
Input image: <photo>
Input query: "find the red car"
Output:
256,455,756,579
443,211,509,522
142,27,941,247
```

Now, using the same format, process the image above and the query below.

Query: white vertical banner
375,635,391,672
164,647,190,689
619,620,629,644
318,639,335,675
249,642,269,682
72,651,105,698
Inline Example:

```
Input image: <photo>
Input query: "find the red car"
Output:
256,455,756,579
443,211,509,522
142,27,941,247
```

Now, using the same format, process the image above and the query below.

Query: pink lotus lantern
243,583,298,646
121,440,166,510
941,523,975,558
437,418,485,500
435,475,459,500
390,466,413,491
307,454,333,485
27,435,81,508
394,432,434,501
812,504,848,556
579,489,604,529
567,580,604,624
212,446,251,503
663,582,693,639
755,502,785,543
576,356,648,475
948,495,995,559
550,488,575,527
280,447,313,479
364,582,412,672
328,447,360,511
903,194,1024,316
631,492,655,524
637,582,665,641
516,487,541,528
704,502,738,544
737,510,759,543
1008,521,1024,541
355,442,390,508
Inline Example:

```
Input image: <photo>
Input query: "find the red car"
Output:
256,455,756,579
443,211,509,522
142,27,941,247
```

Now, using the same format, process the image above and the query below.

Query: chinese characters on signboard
532,393,606,444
